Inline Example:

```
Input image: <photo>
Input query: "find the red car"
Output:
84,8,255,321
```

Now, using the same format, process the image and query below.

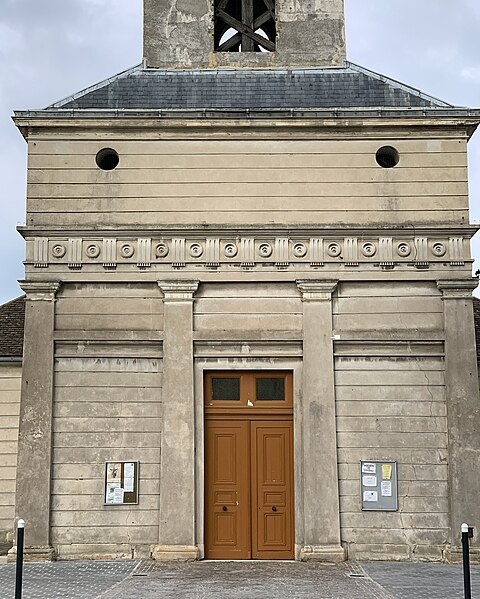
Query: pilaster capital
157,280,199,302
19,280,61,301
437,278,478,300
296,280,338,302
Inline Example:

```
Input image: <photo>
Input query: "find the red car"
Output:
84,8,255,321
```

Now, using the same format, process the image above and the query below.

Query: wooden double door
204,372,294,560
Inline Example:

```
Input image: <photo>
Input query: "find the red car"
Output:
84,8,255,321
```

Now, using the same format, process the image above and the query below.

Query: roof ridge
345,61,455,108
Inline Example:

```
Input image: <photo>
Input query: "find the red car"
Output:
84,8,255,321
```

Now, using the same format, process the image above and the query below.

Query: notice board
104,461,139,505
360,460,398,511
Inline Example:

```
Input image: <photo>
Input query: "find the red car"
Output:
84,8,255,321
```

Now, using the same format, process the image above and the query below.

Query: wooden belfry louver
214,0,276,52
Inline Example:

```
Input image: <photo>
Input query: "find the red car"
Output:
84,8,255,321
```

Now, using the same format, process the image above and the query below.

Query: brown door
251,421,294,559
204,371,294,560
205,420,251,559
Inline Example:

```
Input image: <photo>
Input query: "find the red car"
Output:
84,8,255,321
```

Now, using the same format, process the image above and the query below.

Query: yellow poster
382,464,392,480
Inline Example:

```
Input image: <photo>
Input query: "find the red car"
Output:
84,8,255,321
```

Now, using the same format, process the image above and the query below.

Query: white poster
363,490,378,502
113,487,125,504
124,477,134,492
381,481,392,497
362,463,376,474
105,482,121,504
362,475,377,487
124,462,135,480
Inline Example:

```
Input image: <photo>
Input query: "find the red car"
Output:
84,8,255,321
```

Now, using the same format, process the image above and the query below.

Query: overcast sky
0,0,479,304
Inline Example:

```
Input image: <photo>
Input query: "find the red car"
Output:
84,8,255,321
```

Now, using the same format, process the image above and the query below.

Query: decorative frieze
102,238,117,269
137,238,152,268
344,238,358,267
379,237,393,267
29,234,470,271
172,238,186,268
240,238,255,268
309,238,324,267
205,238,220,268
414,237,429,268
449,237,465,266
275,238,289,268
34,237,49,268
67,238,83,270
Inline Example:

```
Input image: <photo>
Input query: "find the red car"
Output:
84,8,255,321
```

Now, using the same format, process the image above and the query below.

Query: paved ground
363,562,480,599
0,559,478,598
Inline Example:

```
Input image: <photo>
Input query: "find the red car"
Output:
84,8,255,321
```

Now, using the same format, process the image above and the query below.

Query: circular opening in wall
96,148,119,171
376,146,399,168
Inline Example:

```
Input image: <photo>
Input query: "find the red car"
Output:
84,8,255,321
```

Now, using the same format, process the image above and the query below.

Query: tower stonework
144,0,346,68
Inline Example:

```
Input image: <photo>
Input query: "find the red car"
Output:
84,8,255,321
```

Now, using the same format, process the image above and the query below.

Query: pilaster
296,280,345,562
154,280,199,561
437,279,480,556
8,281,61,562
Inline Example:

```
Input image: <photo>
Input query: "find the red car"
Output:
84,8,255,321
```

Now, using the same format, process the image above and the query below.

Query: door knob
222,506,228,512
272,506,277,512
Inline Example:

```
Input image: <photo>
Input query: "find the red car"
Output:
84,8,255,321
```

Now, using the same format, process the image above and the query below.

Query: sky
0,0,479,304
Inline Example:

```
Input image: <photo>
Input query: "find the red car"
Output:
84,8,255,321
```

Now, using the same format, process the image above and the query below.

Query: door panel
205,420,251,559
252,422,294,559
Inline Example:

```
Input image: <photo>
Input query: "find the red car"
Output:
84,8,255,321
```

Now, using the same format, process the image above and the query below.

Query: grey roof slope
49,62,453,111
0,296,25,359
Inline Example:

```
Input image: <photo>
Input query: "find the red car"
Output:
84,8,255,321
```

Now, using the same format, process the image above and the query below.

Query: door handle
272,506,277,512
222,506,228,512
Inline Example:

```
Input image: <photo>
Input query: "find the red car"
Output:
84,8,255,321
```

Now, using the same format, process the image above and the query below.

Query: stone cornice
157,280,199,301
296,280,338,301
19,281,61,301
18,225,480,239
13,110,480,126
437,278,479,300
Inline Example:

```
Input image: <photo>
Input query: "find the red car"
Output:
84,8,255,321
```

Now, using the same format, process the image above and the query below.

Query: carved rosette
28,235,468,271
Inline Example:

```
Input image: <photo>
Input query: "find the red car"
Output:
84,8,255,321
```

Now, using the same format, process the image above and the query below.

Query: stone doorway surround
191,279,345,562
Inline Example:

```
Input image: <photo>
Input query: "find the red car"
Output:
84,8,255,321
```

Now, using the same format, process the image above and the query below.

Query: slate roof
0,296,25,358
48,62,453,111
474,297,480,365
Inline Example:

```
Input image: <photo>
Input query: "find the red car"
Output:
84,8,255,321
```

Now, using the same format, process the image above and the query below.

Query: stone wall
26,135,469,230
0,363,21,543
334,281,449,561
50,283,163,559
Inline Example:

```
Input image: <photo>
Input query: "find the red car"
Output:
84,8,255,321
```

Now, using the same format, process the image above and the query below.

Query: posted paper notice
381,481,392,497
382,464,393,480
362,475,377,487
105,482,121,504
363,490,378,502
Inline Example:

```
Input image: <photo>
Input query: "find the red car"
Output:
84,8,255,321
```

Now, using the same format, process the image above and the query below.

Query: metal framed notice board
360,460,398,511
104,461,139,505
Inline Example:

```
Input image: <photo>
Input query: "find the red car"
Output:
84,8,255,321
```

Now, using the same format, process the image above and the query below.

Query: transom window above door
205,371,292,412
214,0,277,52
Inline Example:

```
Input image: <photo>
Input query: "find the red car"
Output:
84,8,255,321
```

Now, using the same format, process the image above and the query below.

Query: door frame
194,359,303,560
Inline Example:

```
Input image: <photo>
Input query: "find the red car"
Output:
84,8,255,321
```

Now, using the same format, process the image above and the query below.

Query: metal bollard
462,523,471,599
14,519,25,599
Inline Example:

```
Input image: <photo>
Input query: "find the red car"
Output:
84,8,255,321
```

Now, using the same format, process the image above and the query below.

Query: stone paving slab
0,561,137,599
99,561,394,599
0,559,479,598
364,562,480,599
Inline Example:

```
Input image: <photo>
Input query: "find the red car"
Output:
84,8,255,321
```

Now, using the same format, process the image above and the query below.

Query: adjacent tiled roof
0,296,25,358
474,297,480,365
48,62,453,111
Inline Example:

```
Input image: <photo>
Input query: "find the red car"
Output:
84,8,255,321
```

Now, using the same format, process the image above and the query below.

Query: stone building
0,297,24,549
7,0,480,562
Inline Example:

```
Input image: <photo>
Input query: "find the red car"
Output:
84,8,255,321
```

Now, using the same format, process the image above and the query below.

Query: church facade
9,0,480,562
